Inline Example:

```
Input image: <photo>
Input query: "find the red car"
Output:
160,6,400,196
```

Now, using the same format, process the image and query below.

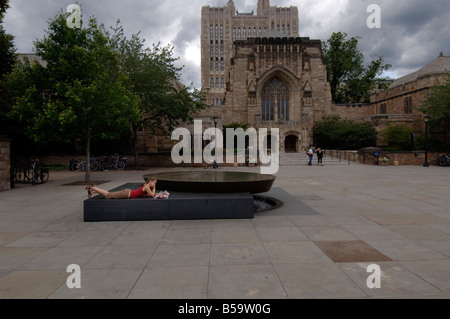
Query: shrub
380,125,413,151
313,116,377,150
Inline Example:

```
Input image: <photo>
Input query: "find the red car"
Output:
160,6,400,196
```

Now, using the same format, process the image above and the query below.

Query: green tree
0,0,15,78
322,32,391,103
380,124,413,151
0,0,17,139
313,116,377,150
109,22,209,167
8,10,141,182
419,72,450,126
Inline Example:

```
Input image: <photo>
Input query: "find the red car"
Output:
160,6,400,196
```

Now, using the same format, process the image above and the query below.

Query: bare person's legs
90,186,130,199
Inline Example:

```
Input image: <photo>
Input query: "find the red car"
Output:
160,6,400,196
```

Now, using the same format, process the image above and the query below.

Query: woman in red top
86,177,157,199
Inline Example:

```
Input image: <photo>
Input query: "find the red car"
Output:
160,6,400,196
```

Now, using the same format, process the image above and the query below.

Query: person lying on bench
86,177,157,199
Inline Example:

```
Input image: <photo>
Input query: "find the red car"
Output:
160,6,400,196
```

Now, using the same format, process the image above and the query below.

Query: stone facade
368,53,450,146
198,0,333,152
0,136,11,192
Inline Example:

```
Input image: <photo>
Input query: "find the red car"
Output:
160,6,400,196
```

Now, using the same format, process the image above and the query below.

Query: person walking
307,145,314,166
316,147,324,166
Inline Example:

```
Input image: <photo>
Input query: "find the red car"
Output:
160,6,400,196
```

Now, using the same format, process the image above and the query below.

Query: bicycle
434,153,450,167
101,154,126,171
29,159,49,185
71,157,101,172
203,158,221,169
13,166,27,183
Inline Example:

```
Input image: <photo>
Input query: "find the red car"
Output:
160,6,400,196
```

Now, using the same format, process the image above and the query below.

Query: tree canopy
109,21,208,166
0,0,17,141
322,32,391,104
419,71,450,126
7,10,141,182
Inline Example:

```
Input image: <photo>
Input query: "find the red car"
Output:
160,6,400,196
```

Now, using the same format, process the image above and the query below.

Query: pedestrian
306,145,314,166
316,147,324,166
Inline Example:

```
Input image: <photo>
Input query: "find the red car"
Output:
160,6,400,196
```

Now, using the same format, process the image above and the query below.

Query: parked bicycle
434,153,450,167
30,159,49,185
203,158,220,169
12,160,49,185
101,153,127,171
71,157,101,172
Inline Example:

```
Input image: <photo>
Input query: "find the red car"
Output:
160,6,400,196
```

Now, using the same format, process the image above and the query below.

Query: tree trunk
133,127,140,169
85,135,91,184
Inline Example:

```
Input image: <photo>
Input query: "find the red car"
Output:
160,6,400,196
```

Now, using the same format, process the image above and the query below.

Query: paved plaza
0,158,449,299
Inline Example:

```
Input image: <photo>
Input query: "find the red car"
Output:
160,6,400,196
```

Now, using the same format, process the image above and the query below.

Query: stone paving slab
0,165,449,299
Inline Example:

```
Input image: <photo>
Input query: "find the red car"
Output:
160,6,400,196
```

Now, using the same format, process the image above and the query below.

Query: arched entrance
284,135,298,152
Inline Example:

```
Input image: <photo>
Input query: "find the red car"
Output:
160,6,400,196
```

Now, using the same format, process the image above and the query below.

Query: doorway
284,135,298,153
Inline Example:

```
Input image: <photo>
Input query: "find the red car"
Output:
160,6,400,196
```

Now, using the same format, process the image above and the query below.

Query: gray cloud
3,0,450,87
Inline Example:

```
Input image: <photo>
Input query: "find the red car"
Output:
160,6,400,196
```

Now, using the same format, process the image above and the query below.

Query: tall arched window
261,78,290,121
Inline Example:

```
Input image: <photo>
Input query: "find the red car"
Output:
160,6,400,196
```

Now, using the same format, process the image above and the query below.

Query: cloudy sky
3,0,449,88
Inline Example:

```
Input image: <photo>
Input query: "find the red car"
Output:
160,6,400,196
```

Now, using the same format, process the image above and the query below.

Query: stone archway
284,135,298,153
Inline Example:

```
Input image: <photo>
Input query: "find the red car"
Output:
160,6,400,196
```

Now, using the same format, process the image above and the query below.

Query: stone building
198,0,333,152
368,53,450,146
0,136,11,192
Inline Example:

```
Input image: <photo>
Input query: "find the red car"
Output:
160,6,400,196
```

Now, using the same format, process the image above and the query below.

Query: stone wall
0,136,11,192
327,149,438,166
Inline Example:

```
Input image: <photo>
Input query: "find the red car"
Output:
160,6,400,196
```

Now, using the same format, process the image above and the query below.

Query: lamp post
213,117,219,169
423,115,430,167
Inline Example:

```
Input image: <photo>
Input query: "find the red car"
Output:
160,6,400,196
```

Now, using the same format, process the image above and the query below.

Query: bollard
10,167,15,189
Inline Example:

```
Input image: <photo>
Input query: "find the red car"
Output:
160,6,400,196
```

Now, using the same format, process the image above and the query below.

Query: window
282,25,285,33
258,27,262,36
380,103,387,114
303,91,312,106
404,97,413,114
210,78,214,88
243,28,246,39
216,78,219,88
238,28,241,40
287,25,290,35
261,78,290,121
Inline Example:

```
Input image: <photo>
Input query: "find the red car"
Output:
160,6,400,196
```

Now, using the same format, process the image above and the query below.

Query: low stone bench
83,183,254,222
